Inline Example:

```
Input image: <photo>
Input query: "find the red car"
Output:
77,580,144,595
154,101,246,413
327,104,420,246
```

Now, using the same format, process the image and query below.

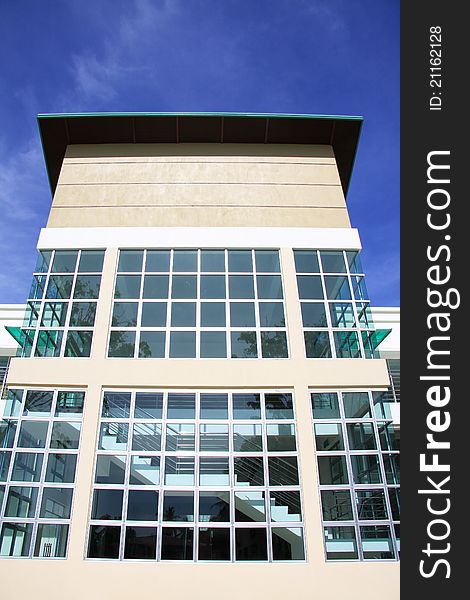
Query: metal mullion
164,253,174,358
224,252,230,358
30,267,52,357
251,251,262,359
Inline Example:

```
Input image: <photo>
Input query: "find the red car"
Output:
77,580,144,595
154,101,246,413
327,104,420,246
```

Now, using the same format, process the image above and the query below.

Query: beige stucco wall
47,143,351,228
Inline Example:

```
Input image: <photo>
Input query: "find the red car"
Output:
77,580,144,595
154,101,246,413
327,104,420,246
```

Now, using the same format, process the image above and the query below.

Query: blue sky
0,0,399,306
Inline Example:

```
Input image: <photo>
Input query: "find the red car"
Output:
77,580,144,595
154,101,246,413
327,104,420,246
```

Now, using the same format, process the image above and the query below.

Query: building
0,113,399,599
0,305,26,395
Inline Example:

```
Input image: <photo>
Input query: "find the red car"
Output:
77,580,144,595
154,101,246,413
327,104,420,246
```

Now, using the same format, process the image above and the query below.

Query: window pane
343,392,371,418
314,423,344,451
5,486,38,517
95,455,127,484
234,457,264,486
201,250,225,272
161,527,193,560
0,522,33,557
324,526,358,560
324,276,351,300
64,330,93,357
50,421,81,449
35,250,52,273
320,251,347,273
171,275,197,299
200,393,228,420
272,527,305,560
255,250,280,273
141,302,167,327
257,275,283,299
305,331,331,358
388,488,400,521
134,392,163,419
228,250,252,272
200,331,227,358
198,528,230,561
0,421,17,447
34,330,63,357
330,302,355,327
297,275,323,299
268,457,299,486
235,528,267,561
30,275,46,300
23,302,40,327
17,421,48,448
233,424,263,452
112,302,138,327
235,491,266,522
98,422,128,451
0,452,11,481
41,302,67,326
378,423,400,451
88,525,120,559
166,424,195,451
3,389,23,417
164,457,194,486
199,457,229,486
321,490,353,521
229,276,254,299
55,391,84,417
169,331,196,358
69,302,96,327
301,302,327,327
34,524,69,558
162,492,194,521
199,491,230,522
231,331,257,358
265,393,293,419
351,455,382,484
261,332,288,358
108,331,135,358
78,250,104,273
259,302,285,327
173,250,197,272
347,423,377,450
92,489,123,520
146,250,170,272
294,250,319,273
270,490,302,522
139,331,166,358
132,423,162,451
317,456,349,485
171,302,196,327
200,275,226,299
334,331,361,358
230,302,255,327
143,275,169,299
167,393,195,419
11,452,43,482
311,393,340,419
352,276,369,301
127,490,159,521
356,490,388,520
124,526,157,560
115,275,141,299
45,454,77,483
74,275,101,299
267,424,296,451
233,393,261,420
199,424,229,451
360,525,394,560
383,454,400,484
118,250,143,272
102,392,131,418
347,251,363,274
51,250,78,273
130,456,160,485
200,302,225,327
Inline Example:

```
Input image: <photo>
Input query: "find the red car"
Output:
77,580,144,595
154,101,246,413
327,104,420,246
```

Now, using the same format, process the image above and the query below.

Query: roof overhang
37,112,363,196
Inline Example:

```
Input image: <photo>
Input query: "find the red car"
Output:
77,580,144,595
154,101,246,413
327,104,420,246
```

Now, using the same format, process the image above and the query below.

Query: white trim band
37,227,361,250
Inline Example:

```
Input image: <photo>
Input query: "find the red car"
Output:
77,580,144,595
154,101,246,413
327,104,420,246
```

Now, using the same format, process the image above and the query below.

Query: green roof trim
36,111,363,197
